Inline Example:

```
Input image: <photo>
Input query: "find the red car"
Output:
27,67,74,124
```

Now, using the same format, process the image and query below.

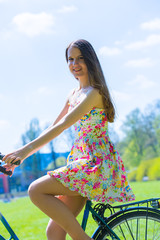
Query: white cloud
141,18,160,31
12,12,55,37
127,74,156,89
124,58,154,68
125,34,160,50
114,40,125,46
98,46,121,56
111,90,132,102
58,5,78,13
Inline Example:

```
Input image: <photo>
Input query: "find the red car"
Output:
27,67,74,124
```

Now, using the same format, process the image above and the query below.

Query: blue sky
0,0,160,153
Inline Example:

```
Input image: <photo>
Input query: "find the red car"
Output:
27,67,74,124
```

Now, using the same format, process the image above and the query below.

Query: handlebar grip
0,153,5,160
0,166,12,176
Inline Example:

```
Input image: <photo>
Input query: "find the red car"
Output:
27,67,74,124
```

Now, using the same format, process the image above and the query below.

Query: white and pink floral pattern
48,87,135,203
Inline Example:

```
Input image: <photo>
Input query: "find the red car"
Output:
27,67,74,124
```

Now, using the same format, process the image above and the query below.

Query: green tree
148,157,160,180
119,100,160,169
143,102,159,157
21,118,42,179
153,100,160,154
108,124,119,146
49,140,57,169
135,159,153,181
122,140,141,168
121,108,146,167
154,115,160,153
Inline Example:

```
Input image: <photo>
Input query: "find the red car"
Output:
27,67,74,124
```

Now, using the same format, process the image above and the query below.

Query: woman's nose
73,58,78,65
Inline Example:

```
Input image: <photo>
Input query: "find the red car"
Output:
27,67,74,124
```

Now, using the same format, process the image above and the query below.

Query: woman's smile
67,46,89,82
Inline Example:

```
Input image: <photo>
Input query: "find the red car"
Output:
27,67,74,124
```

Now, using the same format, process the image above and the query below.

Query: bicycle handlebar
0,153,5,160
0,153,21,176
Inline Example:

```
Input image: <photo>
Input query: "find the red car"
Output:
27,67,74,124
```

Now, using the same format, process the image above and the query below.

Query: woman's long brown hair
65,39,115,122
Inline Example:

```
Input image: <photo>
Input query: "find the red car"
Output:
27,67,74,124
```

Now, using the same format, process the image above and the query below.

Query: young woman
3,39,135,240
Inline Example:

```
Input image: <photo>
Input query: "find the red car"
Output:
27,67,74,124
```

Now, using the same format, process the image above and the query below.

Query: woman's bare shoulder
88,87,104,108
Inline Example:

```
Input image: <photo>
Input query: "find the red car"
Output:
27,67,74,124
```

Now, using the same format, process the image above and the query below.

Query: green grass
0,181,160,240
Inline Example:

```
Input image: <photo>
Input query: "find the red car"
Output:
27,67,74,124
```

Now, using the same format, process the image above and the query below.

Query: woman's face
67,46,89,81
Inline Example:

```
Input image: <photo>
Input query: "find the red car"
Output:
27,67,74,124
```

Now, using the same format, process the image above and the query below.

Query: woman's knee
28,179,40,202
28,176,53,202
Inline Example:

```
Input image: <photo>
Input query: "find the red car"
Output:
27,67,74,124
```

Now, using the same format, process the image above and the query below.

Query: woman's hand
1,146,31,176
2,163,17,176
3,147,29,166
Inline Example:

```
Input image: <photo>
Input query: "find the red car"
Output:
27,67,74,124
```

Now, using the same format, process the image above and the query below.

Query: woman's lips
74,69,81,72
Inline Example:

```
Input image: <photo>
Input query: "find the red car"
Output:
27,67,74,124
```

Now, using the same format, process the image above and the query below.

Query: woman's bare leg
47,219,66,240
46,195,87,240
28,175,90,240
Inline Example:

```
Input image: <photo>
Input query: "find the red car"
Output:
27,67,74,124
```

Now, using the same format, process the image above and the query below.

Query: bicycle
82,198,160,240
1,153,160,239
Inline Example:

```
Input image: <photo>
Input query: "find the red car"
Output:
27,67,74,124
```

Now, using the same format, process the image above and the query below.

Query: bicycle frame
81,200,120,240
0,212,19,240
81,198,160,240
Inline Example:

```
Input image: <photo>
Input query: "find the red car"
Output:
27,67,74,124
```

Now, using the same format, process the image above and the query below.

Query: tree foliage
21,118,42,179
128,157,160,181
117,99,160,169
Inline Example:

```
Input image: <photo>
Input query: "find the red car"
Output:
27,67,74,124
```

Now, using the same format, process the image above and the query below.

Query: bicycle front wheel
93,209,160,240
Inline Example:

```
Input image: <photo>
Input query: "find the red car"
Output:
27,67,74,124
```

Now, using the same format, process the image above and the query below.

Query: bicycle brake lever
0,153,5,160
11,160,21,165
0,165,12,176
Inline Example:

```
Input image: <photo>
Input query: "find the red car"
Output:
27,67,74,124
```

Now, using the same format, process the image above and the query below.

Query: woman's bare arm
4,88,102,164
43,100,69,135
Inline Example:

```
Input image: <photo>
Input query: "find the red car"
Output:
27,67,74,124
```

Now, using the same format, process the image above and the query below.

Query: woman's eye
68,56,84,62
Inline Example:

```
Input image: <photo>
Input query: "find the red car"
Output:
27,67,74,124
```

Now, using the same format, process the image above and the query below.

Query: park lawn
0,181,160,240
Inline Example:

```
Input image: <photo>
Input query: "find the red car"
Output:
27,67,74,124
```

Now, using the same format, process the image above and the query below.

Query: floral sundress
48,87,135,203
